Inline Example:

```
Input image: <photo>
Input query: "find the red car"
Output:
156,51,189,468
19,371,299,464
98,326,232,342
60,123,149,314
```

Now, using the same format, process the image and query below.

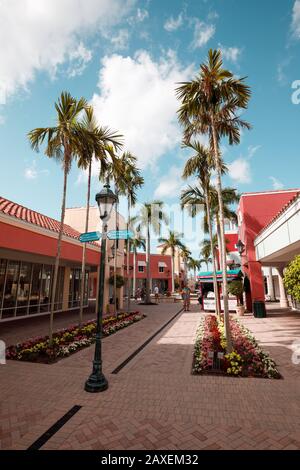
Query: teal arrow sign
107,229,134,240
79,231,101,243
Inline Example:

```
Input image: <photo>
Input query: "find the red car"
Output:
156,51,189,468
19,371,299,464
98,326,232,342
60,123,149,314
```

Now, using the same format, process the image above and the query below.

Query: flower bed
6,311,145,364
193,314,281,379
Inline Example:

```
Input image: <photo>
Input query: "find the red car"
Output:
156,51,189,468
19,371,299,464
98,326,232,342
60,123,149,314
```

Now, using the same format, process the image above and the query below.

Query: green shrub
228,279,244,305
284,255,300,302
108,274,125,288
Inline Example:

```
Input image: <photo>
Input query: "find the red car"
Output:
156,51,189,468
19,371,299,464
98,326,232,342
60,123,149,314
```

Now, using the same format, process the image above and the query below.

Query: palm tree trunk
145,222,151,303
216,216,222,270
171,255,175,293
211,120,232,352
79,160,92,324
114,190,119,316
205,191,220,317
133,248,136,298
49,163,68,344
126,197,131,313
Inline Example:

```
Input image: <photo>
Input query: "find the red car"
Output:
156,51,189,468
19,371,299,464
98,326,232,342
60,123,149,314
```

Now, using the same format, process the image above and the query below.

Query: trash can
253,300,266,318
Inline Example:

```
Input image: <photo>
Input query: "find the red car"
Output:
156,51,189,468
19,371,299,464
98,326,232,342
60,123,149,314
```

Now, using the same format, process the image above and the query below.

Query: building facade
237,189,299,311
0,197,99,321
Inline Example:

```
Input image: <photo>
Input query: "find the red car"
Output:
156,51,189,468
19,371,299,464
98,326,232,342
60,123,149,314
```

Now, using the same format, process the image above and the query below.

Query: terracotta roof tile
0,196,83,241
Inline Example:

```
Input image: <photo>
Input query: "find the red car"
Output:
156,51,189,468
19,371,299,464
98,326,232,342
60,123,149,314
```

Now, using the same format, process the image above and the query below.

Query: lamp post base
84,371,108,393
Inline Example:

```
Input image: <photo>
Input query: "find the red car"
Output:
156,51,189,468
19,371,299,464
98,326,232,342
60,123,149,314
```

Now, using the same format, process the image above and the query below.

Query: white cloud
291,0,300,38
0,115,5,125
247,145,261,159
110,29,130,50
219,44,242,63
136,8,148,22
0,0,135,104
228,158,251,184
191,20,215,49
154,166,184,199
67,42,92,77
269,176,284,190
24,161,49,180
164,13,183,32
91,50,194,169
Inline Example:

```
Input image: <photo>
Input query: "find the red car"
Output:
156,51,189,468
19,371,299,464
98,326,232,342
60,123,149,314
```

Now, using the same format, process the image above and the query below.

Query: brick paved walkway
1,301,300,450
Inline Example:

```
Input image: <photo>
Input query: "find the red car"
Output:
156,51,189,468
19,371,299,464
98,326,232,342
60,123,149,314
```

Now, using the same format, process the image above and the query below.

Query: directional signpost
107,229,134,240
79,231,101,243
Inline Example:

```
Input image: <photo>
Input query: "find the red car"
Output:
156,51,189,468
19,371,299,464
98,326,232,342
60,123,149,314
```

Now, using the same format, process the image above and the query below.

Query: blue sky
0,0,300,254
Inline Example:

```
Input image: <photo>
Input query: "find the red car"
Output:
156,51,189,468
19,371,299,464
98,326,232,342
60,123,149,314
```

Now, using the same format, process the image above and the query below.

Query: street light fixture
84,181,117,393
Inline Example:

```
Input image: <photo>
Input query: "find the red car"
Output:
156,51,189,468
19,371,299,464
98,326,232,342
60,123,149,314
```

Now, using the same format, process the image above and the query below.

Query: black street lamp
84,181,118,393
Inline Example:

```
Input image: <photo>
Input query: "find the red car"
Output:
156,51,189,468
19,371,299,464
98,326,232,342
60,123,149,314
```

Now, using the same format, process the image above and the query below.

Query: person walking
182,285,191,312
154,285,159,304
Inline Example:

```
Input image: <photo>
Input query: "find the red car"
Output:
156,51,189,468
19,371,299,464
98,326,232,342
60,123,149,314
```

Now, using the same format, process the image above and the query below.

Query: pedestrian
154,285,159,303
140,286,145,302
181,285,191,311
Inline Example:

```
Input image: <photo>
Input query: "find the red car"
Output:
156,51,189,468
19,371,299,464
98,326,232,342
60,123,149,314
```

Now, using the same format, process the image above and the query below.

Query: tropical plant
284,255,300,302
136,202,168,302
199,255,212,271
228,280,244,305
102,151,141,314
158,230,185,293
76,106,123,324
181,140,222,315
180,245,192,285
129,235,146,298
177,49,251,351
109,274,125,288
187,258,201,280
28,91,90,344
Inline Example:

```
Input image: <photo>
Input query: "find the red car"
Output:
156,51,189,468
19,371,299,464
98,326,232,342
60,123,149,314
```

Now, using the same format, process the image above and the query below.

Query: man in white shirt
154,285,159,303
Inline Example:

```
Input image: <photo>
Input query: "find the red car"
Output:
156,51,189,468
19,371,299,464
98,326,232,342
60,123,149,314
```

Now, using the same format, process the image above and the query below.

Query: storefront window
29,264,42,314
16,262,32,316
0,259,7,313
2,260,20,318
40,265,53,312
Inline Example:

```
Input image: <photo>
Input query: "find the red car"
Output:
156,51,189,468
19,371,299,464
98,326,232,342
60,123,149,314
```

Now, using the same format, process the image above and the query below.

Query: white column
267,267,276,301
277,267,289,308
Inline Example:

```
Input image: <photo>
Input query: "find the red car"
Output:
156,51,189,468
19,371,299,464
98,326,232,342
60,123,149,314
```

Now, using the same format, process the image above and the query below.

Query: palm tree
28,91,90,344
121,156,144,312
76,106,123,324
102,152,139,314
177,49,251,351
187,258,201,280
180,246,192,285
129,235,146,298
158,230,185,293
137,201,168,303
199,254,212,271
181,140,223,315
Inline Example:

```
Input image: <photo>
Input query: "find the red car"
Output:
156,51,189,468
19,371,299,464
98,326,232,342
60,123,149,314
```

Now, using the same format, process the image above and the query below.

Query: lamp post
85,181,117,393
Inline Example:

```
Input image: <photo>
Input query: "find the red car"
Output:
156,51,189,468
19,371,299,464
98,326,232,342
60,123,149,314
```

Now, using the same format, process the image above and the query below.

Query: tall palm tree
177,49,251,351
102,152,138,314
28,91,90,344
76,106,123,324
181,141,223,315
199,254,212,271
180,246,192,285
121,156,144,312
136,201,168,303
129,235,146,298
158,230,186,293
187,258,201,280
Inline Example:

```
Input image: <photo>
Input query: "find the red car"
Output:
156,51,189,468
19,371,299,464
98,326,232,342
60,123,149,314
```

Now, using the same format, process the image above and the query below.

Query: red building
0,197,99,321
124,252,172,294
237,189,299,311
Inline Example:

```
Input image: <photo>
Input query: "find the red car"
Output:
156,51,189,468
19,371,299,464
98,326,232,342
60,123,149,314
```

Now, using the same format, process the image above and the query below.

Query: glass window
138,266,144,272
159,266,164,273
29,263,42,314
0,259,7,314
40,265,53,312
2,260,20,318
16,262,32,316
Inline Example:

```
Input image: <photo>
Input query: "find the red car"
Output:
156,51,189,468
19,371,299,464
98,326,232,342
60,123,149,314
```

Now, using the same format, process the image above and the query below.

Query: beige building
65,206,127,312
